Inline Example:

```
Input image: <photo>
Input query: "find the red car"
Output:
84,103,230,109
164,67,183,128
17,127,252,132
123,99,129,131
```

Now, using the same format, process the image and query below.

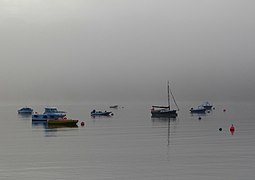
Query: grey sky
0,0,255,104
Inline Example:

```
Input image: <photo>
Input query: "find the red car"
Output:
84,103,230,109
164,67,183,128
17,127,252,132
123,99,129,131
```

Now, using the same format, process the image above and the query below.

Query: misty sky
0,0,255,104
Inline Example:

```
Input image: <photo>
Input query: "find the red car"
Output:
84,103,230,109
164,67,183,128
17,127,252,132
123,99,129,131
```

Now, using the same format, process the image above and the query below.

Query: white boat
32,107,66,121
201,101,213,110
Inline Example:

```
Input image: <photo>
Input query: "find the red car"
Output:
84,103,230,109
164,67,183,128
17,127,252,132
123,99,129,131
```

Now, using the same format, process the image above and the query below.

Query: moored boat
47,119,79,126
32,106,66,121
18,107,33,114
91,110,113,116
190,106,206,113
44,106,66,114
109,105,118,108
202,101,213,110
151,81,179,118
151,106,177,118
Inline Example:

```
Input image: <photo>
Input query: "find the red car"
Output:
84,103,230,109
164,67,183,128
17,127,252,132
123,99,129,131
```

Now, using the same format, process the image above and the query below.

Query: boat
32,106,66,121
43,106,66,114
151,106,177,118
190,105,206,113
18,107,33,114
109,105,118,108
91,110,113,116
201,101,213,110
47,119,78,126
151,81,179,118
32,119,79,129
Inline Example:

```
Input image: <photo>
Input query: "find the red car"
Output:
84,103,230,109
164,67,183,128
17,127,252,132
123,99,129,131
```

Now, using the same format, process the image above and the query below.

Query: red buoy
230,124,235,135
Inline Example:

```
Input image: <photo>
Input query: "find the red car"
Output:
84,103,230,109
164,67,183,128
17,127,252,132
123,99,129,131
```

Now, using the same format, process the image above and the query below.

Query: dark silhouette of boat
151,81,179,118
109,105,118,108
18,107,33,114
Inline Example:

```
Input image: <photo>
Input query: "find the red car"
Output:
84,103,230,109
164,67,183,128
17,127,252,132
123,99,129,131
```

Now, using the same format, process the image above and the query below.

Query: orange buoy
81,121,85,126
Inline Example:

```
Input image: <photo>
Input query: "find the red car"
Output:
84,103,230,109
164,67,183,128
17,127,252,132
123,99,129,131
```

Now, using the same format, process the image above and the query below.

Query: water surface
0,102,254,180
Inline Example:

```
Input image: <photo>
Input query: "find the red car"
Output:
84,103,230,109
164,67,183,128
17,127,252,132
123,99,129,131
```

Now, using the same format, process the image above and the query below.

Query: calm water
0,101,255,180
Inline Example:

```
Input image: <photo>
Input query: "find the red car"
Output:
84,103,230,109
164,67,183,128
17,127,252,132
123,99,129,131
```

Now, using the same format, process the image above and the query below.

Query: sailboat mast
167,81,170,110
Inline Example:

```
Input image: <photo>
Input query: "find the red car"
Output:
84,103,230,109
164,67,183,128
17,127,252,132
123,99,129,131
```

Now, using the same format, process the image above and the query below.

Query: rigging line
170,89,180,111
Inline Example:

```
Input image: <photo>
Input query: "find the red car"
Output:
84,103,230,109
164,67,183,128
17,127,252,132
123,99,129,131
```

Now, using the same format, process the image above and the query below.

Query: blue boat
91,110,113,117
190,106,206,114
18,107,33,114
32,107,66,121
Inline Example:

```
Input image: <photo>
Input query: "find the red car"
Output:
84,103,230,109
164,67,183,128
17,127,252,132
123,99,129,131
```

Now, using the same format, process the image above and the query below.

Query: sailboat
151,81,179,118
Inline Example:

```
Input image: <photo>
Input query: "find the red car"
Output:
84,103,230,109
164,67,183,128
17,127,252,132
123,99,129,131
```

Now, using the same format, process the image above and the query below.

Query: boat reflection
32,121,78,137
190,112,207,117
47,124,78,129
32,121,47,129
18,113,32,119
151,117,179,146
151,117,177,123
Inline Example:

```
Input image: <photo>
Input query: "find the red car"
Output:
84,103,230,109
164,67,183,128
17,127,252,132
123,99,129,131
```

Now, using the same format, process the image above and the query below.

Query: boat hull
91,110,112,116
32,113,66,121
203,105,213,110
18,107,33,114
91,112,112,116
47,119,78,126
190,109,206,114
32,121,78,129
109,105,118,108
151,110,178,118
18,110,33,114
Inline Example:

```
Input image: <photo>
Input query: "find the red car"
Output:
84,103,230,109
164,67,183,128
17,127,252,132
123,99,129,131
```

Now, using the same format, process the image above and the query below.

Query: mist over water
1,2,255,179
0,1,255,104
